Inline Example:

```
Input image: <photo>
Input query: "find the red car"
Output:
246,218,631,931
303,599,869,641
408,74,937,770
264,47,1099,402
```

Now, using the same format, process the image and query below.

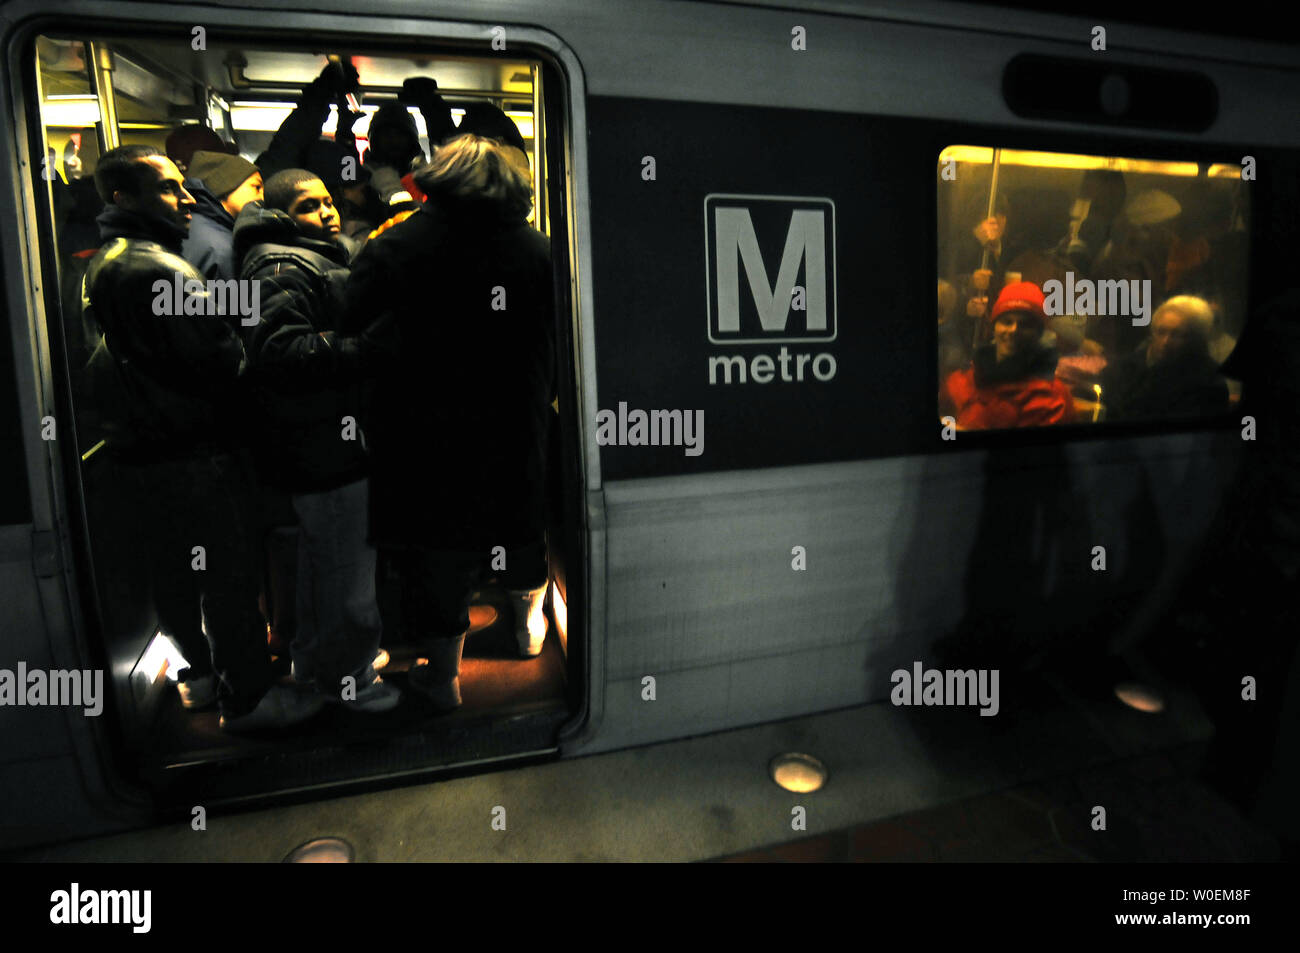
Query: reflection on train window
936,146,1249,430
31,33,572,790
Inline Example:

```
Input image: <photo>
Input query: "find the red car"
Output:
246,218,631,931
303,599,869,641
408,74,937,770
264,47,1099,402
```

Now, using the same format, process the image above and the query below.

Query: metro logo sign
705,194,837,344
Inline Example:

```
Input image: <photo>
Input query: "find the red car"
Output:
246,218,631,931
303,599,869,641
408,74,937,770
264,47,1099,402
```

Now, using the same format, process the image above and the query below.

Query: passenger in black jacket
344,134,557,707
81,145,324,732
234,169,398,713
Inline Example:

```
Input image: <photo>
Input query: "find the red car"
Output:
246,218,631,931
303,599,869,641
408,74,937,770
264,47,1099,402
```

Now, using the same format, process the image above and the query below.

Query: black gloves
399,77,442,109
325,60,361,97
330,313,397,378
306,59,360,103
400,77,457,144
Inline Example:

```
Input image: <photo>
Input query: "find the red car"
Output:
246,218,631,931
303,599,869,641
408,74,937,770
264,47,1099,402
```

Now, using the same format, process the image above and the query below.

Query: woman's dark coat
342,199,555,551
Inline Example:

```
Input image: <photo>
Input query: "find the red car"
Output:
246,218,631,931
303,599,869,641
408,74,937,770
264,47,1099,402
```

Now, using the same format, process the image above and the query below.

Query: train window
936,146,1249,430
29,30,576,801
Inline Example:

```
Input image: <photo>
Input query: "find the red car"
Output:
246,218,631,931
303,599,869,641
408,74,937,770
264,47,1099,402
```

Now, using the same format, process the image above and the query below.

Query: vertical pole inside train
972,146,1002,349
32,44,54,220
531,62,545,236
980,147,1002,273
84,42,120,153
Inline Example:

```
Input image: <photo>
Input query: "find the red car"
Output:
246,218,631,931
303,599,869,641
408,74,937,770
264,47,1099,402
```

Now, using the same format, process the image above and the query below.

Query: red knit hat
165,125,236,171
991,281,1047,327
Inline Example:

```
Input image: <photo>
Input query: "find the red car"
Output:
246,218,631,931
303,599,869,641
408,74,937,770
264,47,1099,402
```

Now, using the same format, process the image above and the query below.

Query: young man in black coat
343,134,557,710
82,145,325,732
234,169,398,712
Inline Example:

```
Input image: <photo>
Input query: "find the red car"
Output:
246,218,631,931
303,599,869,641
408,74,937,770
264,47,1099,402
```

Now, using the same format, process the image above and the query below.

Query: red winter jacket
944,345,1074,429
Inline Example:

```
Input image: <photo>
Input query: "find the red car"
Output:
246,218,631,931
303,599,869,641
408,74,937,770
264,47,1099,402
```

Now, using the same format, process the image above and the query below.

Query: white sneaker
323,673,402,714
220,684,327,732
510,584,549,657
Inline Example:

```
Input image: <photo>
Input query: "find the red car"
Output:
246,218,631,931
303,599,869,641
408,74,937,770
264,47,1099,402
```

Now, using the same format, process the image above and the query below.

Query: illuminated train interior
937,146,1248,429
33,33,581,804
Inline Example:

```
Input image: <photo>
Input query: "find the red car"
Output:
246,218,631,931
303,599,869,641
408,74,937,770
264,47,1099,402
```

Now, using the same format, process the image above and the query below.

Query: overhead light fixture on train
938,146,1202,177
41,94,100,127
231,102,467,138
1206,164,1245,179
770,753,828,793
503,111,533,139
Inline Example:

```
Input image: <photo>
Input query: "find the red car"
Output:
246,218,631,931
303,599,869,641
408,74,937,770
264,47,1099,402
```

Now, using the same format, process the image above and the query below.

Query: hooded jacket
181,178,237,280
944,342,1074,429
81,205,247,459
233,201,368,491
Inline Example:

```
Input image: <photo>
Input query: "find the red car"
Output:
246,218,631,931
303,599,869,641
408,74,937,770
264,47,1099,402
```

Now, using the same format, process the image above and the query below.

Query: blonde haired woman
342,133,556,709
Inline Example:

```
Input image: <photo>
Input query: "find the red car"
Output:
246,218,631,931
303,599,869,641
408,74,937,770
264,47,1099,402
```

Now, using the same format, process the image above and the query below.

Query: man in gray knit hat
181,149,264,280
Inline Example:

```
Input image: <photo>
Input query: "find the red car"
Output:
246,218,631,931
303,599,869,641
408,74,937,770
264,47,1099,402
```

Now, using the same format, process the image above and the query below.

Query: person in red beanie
164,124,238,174
941,281,1074,429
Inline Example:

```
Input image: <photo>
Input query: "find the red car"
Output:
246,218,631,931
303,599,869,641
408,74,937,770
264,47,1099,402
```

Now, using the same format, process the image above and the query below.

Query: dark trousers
388,541,548,645
486,538,549,592
391,550,485,644
122,452,272,715
258,485,299,649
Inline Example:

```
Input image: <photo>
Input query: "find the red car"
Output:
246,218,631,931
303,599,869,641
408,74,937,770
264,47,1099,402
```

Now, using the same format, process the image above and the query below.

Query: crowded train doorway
28,28,586,806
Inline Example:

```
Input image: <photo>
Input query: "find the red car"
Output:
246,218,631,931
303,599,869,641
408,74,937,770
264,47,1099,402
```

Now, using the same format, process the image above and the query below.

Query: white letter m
715,207,826,333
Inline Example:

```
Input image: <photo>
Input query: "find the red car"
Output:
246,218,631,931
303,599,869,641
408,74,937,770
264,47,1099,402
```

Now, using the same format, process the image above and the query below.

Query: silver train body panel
0,0,1295,841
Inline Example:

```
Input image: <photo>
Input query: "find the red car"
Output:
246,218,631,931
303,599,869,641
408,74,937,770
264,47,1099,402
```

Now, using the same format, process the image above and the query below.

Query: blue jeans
291,478,382,690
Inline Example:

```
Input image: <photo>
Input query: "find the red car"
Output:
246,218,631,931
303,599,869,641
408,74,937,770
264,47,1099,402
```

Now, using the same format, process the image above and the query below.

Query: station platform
711,745,1280,862
19,656,1288,862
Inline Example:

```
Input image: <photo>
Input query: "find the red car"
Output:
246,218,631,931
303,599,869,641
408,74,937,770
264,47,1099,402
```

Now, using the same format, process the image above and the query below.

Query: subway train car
1,0,1298,855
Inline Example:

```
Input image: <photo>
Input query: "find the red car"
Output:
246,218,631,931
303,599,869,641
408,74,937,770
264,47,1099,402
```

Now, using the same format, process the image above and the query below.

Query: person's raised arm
257,63,355,176
400,77,457,152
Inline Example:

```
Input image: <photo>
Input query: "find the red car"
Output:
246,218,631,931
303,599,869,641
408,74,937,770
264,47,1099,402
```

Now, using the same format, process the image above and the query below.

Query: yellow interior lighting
938,145,1203,177
503,111,534,140
42,95,100,127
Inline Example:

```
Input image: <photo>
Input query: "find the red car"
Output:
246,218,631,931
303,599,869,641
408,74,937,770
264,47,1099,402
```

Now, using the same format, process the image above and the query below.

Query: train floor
132,592,570,805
